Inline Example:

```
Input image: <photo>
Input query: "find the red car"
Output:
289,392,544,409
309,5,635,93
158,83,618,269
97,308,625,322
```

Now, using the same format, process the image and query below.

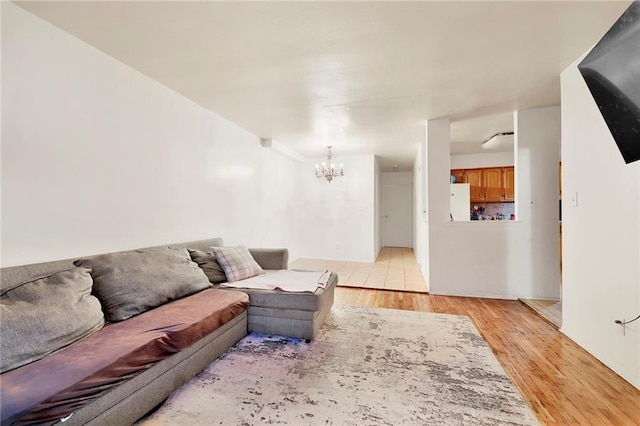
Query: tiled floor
289,247,428,293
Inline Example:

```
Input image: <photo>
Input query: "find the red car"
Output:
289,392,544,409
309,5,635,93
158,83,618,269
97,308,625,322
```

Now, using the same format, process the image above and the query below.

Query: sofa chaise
0,238,337,426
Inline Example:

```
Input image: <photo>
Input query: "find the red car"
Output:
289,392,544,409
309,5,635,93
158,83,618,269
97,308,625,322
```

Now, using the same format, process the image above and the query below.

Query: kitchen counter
448,220,522,227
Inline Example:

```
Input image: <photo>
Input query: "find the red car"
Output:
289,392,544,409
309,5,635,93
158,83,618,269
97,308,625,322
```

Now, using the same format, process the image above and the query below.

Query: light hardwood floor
290,247,427,292
520,298,562,328
335,288,640,425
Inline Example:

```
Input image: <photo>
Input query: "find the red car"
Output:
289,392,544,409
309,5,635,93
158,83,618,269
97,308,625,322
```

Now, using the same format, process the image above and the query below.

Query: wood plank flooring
290,247,427,292
520,298,562,328
335,288,640,425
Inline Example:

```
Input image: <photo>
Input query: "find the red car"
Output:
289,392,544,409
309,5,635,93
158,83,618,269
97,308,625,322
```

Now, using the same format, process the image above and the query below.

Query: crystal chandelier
315,146,344,183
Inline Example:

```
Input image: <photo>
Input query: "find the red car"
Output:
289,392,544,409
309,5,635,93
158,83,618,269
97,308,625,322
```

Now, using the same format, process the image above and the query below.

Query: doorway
381,183,413,247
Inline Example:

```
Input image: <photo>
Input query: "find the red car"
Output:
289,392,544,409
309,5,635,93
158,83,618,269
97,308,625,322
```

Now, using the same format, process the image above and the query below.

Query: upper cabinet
483,168,503,202
451,169,465,185
451,166,515,202
464,169,483,201
503,167,515,201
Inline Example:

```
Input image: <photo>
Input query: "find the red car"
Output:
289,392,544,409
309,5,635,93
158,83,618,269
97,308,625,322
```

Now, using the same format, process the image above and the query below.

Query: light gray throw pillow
74,247,211,322
210,245,264,282
0,267,105,373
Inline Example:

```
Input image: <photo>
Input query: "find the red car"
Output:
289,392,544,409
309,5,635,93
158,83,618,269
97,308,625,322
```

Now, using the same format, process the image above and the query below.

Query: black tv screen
578,1,640,164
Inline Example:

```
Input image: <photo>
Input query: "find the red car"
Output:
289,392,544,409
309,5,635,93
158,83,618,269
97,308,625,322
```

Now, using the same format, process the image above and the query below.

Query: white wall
425,118,455,295
426,108,560,299
380,171,413,186
292,155,376,262
1,3,381,268
414,141,429,289
374,158,381,257
514,107,562,297
450,151,514,169
1,3,300,266
561,55,639,389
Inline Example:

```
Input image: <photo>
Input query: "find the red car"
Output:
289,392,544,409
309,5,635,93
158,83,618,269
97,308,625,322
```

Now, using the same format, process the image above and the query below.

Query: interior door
381,184,413,247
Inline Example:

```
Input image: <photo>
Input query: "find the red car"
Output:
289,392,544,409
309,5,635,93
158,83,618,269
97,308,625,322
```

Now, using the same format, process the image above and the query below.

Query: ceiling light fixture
482,132,514,150
315,146,344,183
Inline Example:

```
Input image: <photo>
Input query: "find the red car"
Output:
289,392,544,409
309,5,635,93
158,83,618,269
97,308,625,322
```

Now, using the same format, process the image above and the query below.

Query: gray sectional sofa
0,238,337,425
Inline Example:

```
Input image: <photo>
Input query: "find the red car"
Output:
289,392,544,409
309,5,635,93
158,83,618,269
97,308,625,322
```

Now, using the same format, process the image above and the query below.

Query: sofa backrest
1,237,224,293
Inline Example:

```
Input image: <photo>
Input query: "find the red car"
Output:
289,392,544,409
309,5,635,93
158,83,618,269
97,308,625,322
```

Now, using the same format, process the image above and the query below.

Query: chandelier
315,146,344,183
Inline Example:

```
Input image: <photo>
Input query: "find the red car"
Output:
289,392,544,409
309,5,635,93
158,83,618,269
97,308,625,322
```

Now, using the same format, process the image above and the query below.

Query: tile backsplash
471,202,515,220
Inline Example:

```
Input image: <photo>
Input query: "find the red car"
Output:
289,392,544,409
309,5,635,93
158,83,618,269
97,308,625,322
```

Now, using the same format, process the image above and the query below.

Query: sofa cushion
0,267,105,373
0,289,249,425
74,248,211,322
188,249,227,284
211,245,264,282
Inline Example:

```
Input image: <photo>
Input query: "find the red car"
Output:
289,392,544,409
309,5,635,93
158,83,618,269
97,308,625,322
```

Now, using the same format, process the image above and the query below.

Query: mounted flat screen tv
578,1,640,164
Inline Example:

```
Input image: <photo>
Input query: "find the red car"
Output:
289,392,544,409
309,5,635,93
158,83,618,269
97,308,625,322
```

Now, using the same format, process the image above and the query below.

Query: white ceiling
14,1,630,170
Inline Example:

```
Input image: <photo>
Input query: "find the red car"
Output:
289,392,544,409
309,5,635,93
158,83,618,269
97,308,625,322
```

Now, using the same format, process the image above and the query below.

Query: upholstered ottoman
183,239,337,341
239,272,338,341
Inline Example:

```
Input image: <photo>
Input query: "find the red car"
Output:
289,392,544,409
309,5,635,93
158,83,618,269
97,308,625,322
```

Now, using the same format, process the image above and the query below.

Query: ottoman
238,272,338,340
201,241,337,341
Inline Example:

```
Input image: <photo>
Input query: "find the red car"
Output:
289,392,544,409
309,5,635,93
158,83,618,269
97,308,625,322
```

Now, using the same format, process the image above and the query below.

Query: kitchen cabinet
453,166,514,202
451,169,466,184
504,167,515,201
484,168,503,201
465,169,484,201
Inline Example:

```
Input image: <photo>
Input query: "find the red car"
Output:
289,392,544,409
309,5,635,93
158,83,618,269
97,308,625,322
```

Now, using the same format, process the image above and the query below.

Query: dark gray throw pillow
0,267,105,373
74,247,211,322
188,249,227,284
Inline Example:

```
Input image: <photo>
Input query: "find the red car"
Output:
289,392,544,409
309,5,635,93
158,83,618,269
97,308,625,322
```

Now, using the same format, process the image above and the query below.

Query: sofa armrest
249,248,288,270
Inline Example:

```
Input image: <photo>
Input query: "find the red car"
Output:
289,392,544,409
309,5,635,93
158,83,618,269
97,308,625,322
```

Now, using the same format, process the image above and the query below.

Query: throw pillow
210,245,264,282
74,247,211,322
188,249,227,284
0,267,105,373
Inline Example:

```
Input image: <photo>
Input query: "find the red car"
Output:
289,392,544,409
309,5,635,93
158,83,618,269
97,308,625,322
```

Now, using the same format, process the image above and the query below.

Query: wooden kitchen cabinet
484,168,503,202
451,169,466,184
453,166,515,202
504,167,515,201
465,169,484,202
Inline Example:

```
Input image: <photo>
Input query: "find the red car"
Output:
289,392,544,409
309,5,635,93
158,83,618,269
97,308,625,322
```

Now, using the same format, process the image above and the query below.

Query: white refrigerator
450,183,470,221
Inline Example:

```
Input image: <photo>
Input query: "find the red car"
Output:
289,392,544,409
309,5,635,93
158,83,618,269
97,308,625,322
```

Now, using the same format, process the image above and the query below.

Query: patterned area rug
139,305,538,425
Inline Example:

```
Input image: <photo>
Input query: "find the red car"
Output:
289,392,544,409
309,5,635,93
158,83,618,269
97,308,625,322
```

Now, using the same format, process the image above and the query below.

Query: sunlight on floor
289,247,427,293
519,299,562,328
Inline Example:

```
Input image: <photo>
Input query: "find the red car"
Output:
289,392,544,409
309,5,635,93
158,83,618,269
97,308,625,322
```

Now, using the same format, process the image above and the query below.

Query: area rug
138,305,538,425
